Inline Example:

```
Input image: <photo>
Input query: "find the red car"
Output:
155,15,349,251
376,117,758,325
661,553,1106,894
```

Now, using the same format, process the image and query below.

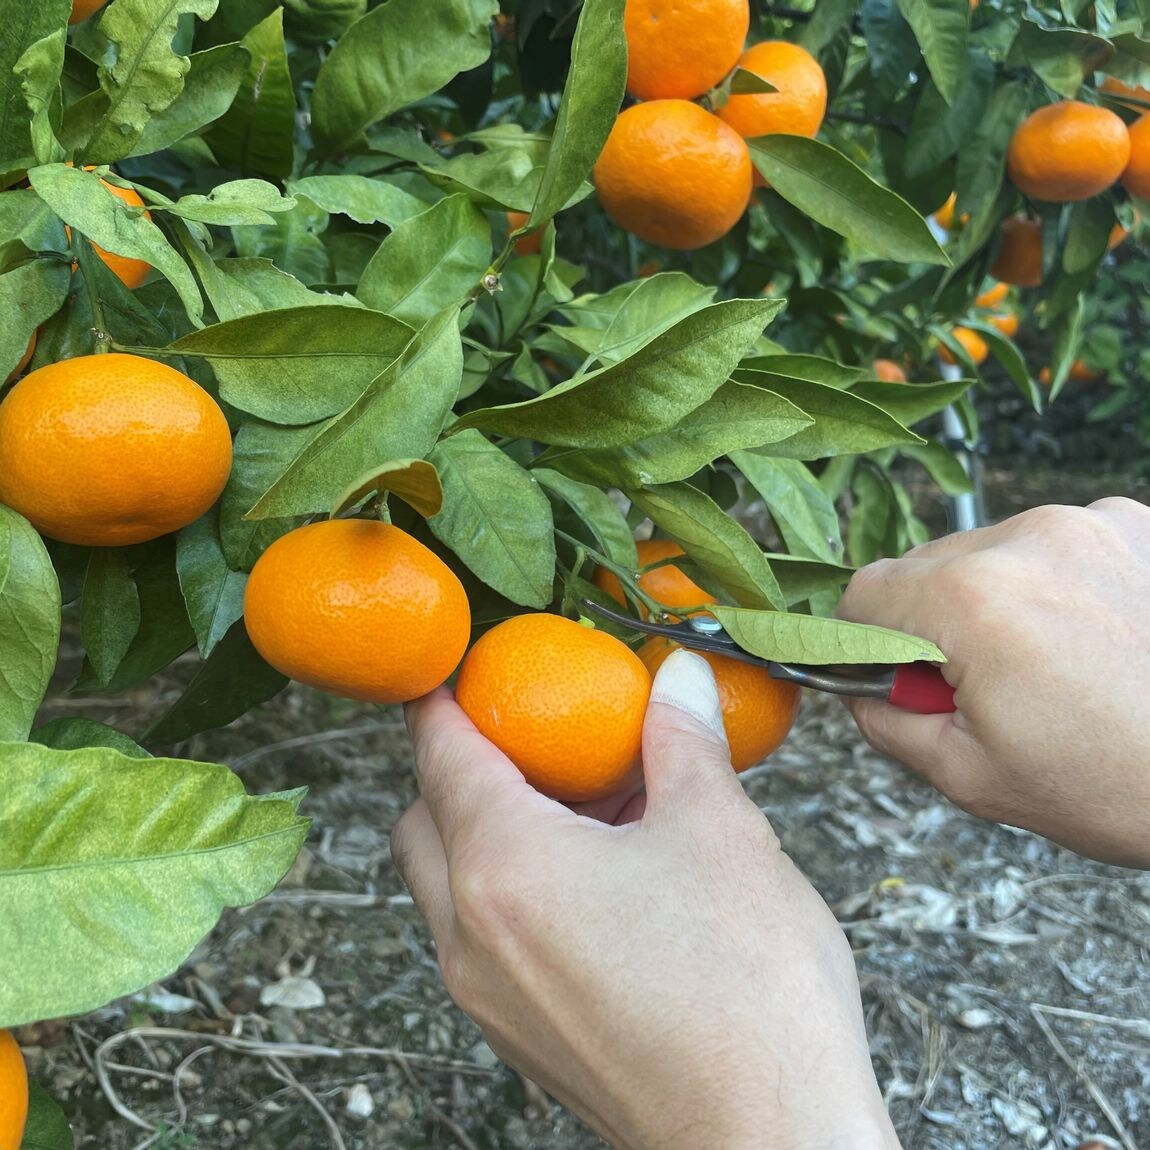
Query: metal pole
937,361,983,533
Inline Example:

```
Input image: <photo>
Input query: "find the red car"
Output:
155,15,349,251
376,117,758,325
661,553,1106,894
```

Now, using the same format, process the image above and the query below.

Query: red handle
887,663,956,713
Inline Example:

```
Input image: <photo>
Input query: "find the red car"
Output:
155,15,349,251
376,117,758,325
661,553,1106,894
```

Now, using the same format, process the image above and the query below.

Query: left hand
391,650,901,1150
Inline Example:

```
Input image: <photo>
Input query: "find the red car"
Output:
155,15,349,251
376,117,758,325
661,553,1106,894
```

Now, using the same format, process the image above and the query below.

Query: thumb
641,649,745,812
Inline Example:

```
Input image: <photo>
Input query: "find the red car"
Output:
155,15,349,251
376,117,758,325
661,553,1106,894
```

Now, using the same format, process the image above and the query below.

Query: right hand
835,498,1150,868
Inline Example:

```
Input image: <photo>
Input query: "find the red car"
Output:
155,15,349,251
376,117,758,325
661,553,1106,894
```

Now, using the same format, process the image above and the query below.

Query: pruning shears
582,600,957,714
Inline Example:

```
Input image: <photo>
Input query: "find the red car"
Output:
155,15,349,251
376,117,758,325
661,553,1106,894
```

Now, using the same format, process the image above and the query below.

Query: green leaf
898,440,974,496
330,458,444,519
0,0,70,171
311,0,499,154
733,372,925,458
160,179,296,227
954,80,1028,218
357,194,492,327
15,29,67,166
894,0,969,105
247,307,464,519
749,137,949,266
168,305,414,424
730,453,844,563
0,740,307,1028
81,549,142,687
1007,23,1114,99
427,430,556,608
848,377,973,426
31,717,151,759
132,42,249,158
626,483,786,611
741,353,866,389
28,164,204,324
176,512,247,659
204,8,295,177
0,258,70,381
533,468,638,569
290,174,429,227
528,0,626,227
712,604,945,664
421,134,555,212
905,52,994,178
538,382,812,487
0,506,60,742
21,1079,75,1150
82,0,220,165
143,621,287,744
761,553,854,609
454,298,783,447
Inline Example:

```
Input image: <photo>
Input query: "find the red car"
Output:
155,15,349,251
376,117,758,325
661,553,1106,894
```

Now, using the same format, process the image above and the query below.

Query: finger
569,787,647,826
405,688,570,857
843,696,957,785
390,799,454,940
641,649,747,816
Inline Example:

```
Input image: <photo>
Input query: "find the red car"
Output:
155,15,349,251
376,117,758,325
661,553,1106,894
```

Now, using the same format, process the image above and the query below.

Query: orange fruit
1037,359,1099,387
624,0,749,101
1109,221,1129,250
1101,75,1150,109
990,216,1043,287
507,210,542,256
593,100,752,250
872,358,907,383
0,353,232,546
1006,101,1131,202
592,538,711,617
975,281,1009,308
65,170,152,288
1120,113,1150,200
70,0,107,22
638,636,800,771
988,312,1019,338
244,519,471,705
931,192,957,231
939,327,988,367
5,332,35,385
716,41,827,140
0,1031,28,1150
456,613,651,802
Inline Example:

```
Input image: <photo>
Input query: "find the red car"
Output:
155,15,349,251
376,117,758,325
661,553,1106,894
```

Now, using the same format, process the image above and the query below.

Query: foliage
0,0,1146,1042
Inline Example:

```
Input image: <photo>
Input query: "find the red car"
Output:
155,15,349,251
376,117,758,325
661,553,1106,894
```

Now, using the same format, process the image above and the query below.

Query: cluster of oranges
593,0,826,249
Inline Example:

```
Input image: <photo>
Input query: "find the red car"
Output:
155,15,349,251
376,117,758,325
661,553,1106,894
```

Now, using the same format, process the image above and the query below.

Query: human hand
836,498,1150,868
391,651,900,1150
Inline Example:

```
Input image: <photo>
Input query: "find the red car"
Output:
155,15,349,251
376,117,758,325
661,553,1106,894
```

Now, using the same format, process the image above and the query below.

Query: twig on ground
394,1054,483,1150
229,720,405,770
267,1054,347,1150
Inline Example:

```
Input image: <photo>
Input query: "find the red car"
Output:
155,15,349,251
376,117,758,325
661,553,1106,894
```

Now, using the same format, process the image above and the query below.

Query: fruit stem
72,234,113,354
553,528,668,620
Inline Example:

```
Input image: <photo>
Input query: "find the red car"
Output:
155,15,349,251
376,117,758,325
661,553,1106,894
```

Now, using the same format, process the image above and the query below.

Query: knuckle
449,852,525,936
837,558,898,619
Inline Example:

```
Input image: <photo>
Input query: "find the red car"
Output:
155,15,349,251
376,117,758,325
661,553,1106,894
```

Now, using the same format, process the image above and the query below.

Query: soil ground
18,392,1150,1150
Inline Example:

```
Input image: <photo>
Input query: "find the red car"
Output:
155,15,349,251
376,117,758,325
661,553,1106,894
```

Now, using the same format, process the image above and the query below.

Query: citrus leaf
0,506,60,743
453,298,784,448
168,305,414,424
732,372,925,458
0,740,308,1028
712,604,945,665
904,52,994,178
532,468,638,569
247,307,464,519
21,1080,74,1150
954,80,1028,219
311,0,498,154
80,549,142,687
428,430,556,609
626,483,786,611
899,440,975,496
159,179,296,227
15,29,67,166
330,459,444,519
760,554,853,609
82,0,220,165
289,174,429,227
0,0,70,170
1007,22,1113,99
420,138,555,212
27,163,204,324
528,0,626,227
143,622,287,745
203,8,295,178
741,353,865,389
848,377,973,426
894,0,968,105
30,717,151,759
357,194,492,327
176,512,247,659
748,136,949,266
0,258,70,381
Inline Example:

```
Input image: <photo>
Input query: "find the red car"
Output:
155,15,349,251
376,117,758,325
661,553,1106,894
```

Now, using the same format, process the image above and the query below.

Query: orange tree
0,0,1147,1136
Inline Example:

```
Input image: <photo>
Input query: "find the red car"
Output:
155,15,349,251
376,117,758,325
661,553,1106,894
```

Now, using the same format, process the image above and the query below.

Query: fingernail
649,649,728,743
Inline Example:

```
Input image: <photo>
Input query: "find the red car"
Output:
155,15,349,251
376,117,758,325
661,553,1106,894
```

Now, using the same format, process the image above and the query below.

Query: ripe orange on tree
872,358,907,382
594,100,752,250
638,636,800,771
456,613,652,802
592,538,711,617
0,1030,28,1150
939,327,988,367
70,0,107,23
990,216,1043,286
0,352,232,546
623,0,749,101
1038,359,1099,386
988,312,1019,338
4,332,35,385
244,519,470,705
1006,101,1131,202
65,168,153,289
1100,75,1150,109
506,210,542,256
1120,113,1150,199
974,281,1009,309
